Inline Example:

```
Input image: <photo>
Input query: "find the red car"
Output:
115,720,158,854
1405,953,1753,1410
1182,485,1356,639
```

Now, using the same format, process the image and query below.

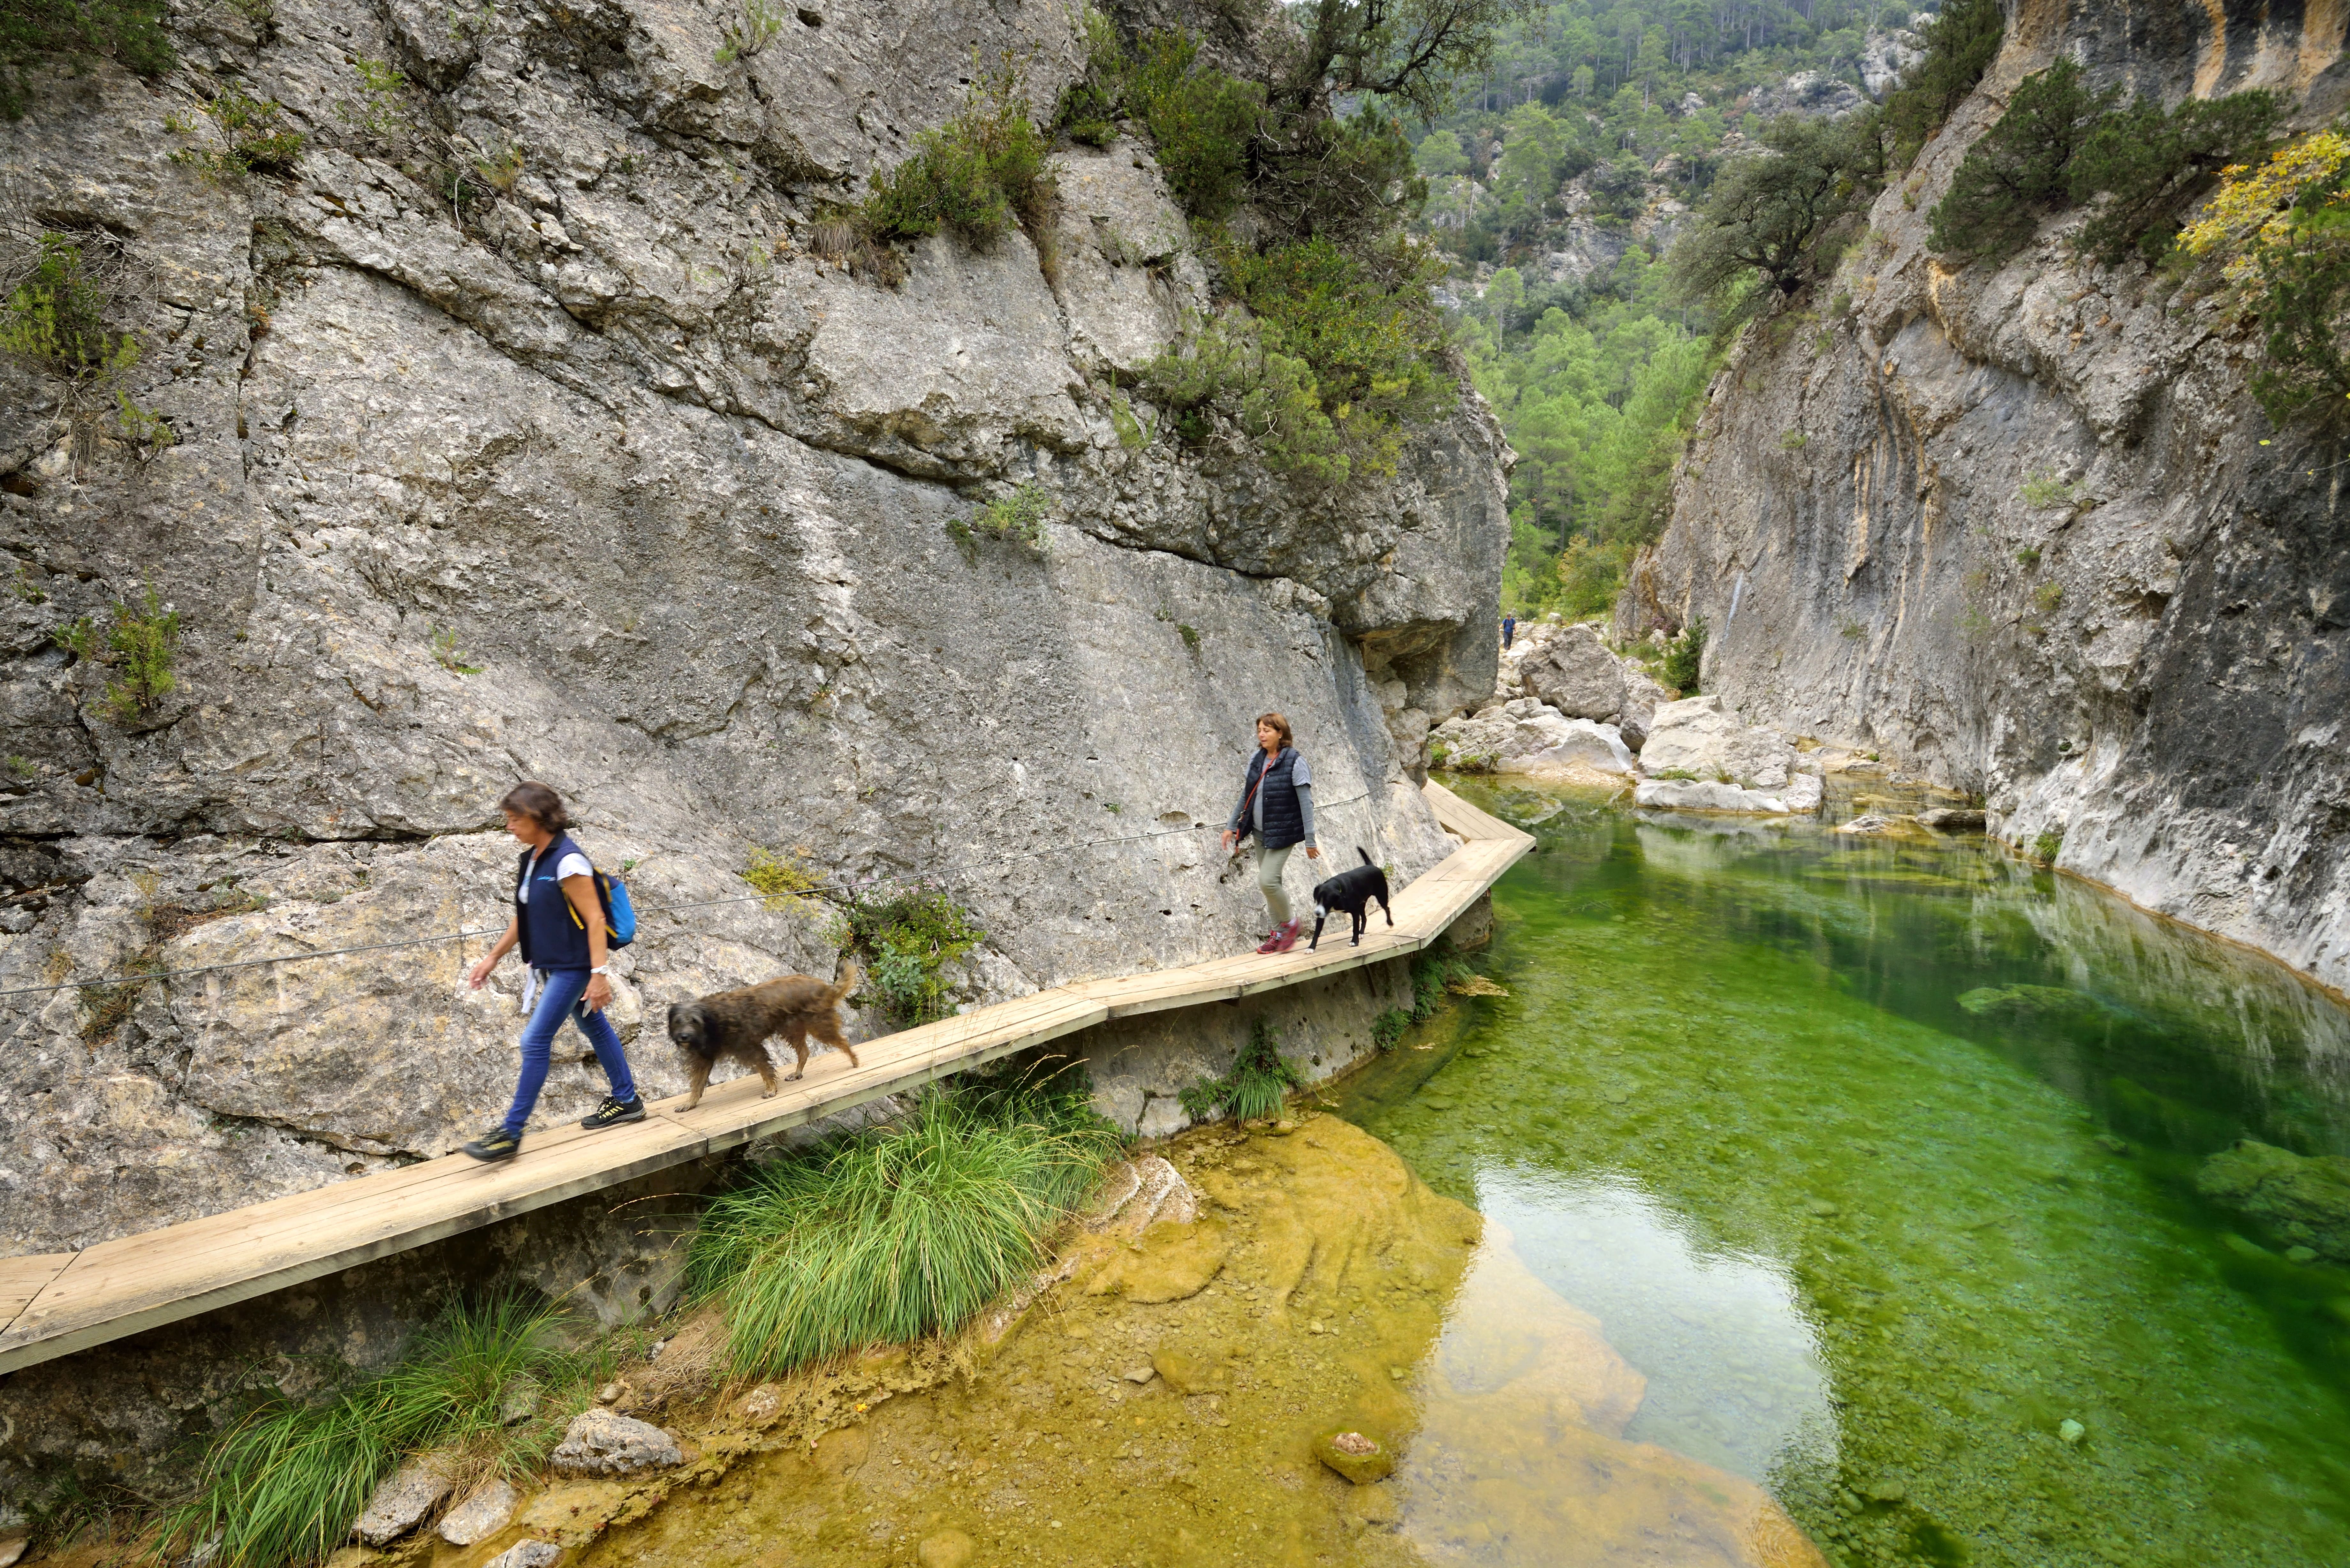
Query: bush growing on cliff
863,63,1054,259
1145,232,1454,481
688,1076,1119,1377
1670,112,1887,310
1659,614,1706,694
1879,0,2003,169
1930,63,2281,269
0,0,173,118
2179,130,2350,425
832,880,985,1026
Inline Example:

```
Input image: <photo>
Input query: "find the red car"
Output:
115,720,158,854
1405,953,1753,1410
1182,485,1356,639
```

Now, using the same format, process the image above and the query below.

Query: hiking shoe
462,1129,520,1163
581,1095,646,1131
1269,918,1303,954
1255,926,1287,954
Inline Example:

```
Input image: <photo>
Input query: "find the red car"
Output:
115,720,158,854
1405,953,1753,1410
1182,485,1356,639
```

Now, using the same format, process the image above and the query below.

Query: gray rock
2195,1141,2350,1264
1626,4,2350,999
1430,700,1634,777
1514,624,1672,750
0,0,1506,1263
550,1409,683,1476
486,1543,563,1568
353,1453,457,1546
1634,774,1821,816
438,1477,519,1546
1639,696,1798,789
1917,807,1987,829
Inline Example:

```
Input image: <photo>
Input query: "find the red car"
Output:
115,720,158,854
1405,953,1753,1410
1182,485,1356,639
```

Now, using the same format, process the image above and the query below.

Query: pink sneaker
1255,928,1285,954
1269,918,1303,954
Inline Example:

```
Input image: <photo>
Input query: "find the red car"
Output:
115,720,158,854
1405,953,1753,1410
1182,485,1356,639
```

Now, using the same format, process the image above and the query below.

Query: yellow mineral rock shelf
0,782,1530,1376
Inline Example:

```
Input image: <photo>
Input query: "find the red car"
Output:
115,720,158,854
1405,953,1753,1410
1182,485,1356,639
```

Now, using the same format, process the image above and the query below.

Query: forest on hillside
1410,0,1939,616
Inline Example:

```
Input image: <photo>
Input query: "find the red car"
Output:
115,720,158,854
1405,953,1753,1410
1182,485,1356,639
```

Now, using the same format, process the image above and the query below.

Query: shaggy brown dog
666,965,862,1110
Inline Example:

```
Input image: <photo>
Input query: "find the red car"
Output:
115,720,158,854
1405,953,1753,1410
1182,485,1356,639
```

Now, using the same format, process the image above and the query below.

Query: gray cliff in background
0,0,1509,1255
1624,1,2350,995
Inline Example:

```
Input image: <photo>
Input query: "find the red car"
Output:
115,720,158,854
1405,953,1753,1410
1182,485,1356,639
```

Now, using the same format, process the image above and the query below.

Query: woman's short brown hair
498,781,569,833
1254,711,1293,749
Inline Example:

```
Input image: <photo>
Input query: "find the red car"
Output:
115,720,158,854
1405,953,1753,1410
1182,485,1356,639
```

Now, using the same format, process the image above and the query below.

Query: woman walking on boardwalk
1222,712,1320,953
461,781,645,1163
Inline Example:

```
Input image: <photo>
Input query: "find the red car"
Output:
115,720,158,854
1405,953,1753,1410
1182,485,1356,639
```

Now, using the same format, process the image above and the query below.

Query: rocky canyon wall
1625,0,2350,995
0,0,1510,1257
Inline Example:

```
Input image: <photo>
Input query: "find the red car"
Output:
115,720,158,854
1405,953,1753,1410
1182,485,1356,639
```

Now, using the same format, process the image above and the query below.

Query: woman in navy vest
1221,711,1320,953
460,781,644,1162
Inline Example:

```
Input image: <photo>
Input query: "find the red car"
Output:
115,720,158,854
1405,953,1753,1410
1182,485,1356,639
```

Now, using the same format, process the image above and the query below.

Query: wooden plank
0,1117,710,1373
0,780,1530,1377
0,1253,74,1339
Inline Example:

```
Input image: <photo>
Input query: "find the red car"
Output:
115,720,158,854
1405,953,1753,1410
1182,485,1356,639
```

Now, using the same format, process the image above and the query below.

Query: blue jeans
502,968,637,1137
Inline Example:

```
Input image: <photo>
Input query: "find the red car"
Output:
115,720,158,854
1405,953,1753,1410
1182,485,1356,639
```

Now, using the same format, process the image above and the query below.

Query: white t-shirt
518,848,592,903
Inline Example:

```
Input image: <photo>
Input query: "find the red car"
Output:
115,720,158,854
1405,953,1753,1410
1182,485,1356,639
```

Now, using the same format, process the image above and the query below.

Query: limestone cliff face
0,0,1507,1253
1625,1,2350,994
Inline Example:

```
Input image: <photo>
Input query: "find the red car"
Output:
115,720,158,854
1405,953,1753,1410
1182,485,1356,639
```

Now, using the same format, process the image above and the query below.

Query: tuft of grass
958,481,1050,552
1371,1006,1410,1052
1179,1019,1303,1121
2020,472,2087,510
2032,827,2064,864
2031,581,2064,614
161,1296,594,1568
689,1077,1119,1377
2014,546,2042,567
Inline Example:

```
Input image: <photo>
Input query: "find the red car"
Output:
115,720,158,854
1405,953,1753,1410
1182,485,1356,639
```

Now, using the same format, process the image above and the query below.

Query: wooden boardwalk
0,783,1530,1376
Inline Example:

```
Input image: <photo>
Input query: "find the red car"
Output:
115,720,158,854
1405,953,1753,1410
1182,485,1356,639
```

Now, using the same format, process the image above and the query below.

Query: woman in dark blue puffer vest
459,780,644,1162
1221,711,1320,952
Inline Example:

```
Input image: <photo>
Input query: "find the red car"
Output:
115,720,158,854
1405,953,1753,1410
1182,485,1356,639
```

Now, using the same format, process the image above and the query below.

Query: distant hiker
461,781,644,1163
1502,614,1516,650
1222,712,1320,954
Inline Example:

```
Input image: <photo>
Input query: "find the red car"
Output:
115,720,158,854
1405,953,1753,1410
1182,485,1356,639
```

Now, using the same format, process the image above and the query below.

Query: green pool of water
1334,783,2350,1568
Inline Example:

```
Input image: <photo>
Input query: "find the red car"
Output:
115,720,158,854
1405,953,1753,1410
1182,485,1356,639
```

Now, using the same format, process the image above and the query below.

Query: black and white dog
1308,848,1393,950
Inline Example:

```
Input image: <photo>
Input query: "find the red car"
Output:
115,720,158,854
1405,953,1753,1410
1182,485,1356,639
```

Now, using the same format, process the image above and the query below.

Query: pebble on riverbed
1313,1426,1398,1484
2058,1419,2086,1445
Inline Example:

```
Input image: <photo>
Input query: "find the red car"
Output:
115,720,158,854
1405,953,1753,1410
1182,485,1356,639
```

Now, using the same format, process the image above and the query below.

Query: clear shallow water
1336,783,2350,1568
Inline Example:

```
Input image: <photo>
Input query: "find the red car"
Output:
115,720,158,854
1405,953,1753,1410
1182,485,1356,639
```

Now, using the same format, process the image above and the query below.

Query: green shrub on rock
864,64,1053,254
0,0,173,119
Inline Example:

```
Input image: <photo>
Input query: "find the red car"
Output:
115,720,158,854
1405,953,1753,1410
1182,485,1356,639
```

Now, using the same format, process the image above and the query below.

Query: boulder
438,1478,519,1546
1514,625,1672,749
485,1544,562,1568
1917,807,1987,829
1429,700,1635,777
1633,775,1822,815
1639,695,1801,788
549,1410,683,1476
353,1453,457,1546
2196,1141,2350,1263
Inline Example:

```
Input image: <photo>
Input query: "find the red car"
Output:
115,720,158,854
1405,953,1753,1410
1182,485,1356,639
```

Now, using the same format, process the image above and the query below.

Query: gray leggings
1258,843,1295,924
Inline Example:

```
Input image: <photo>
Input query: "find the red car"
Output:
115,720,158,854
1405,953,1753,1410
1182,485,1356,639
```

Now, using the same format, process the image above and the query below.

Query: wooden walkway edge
0,782,1531,1377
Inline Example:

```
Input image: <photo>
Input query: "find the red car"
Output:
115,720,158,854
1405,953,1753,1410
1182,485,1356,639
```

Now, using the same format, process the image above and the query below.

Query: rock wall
0,0,1509,1257
1623,0,2350,994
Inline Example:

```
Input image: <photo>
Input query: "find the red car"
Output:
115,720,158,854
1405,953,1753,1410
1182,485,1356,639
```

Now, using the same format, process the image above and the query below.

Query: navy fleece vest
515,833,594,971
1247,749,1308,851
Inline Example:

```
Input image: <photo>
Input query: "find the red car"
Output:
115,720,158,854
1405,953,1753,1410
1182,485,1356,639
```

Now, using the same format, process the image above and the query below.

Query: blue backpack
536,840,635,949
595,866,637,948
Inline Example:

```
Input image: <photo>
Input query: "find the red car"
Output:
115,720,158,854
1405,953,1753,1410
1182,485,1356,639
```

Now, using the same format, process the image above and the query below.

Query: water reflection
1476,1167,1836,1486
